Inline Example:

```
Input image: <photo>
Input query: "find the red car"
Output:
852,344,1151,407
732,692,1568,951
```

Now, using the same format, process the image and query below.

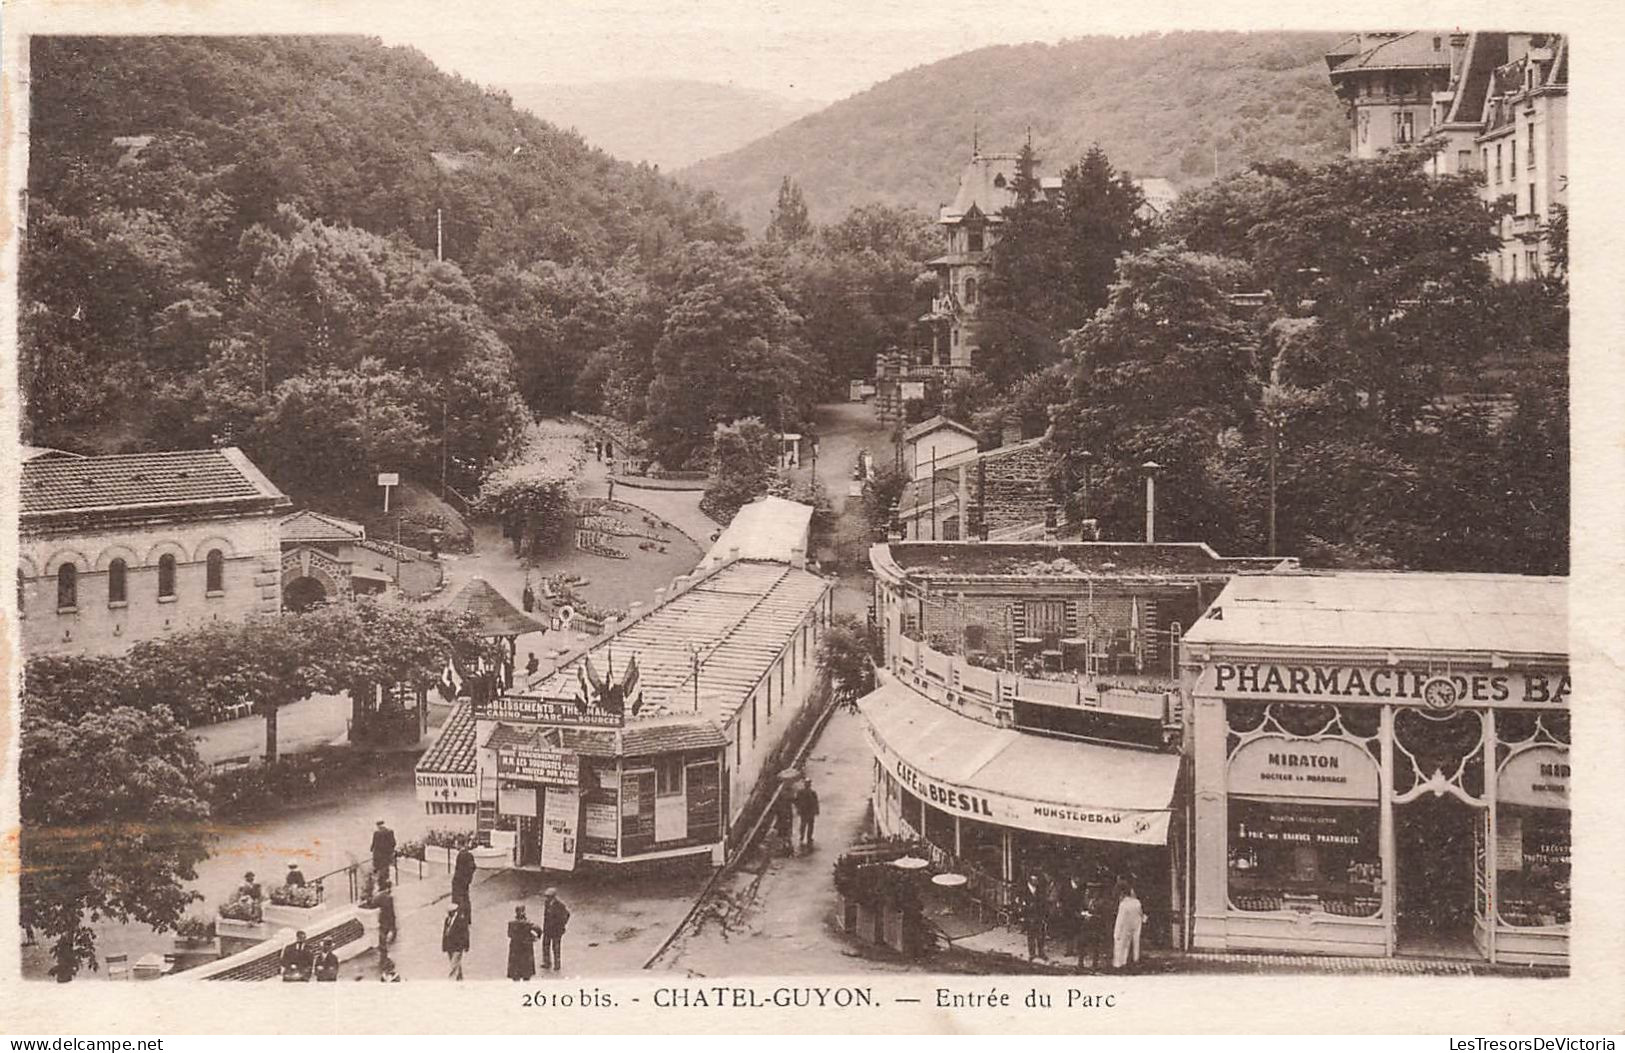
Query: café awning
858,676,1180,846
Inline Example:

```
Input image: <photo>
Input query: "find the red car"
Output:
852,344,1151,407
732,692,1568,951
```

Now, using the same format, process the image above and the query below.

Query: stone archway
283,575,328,612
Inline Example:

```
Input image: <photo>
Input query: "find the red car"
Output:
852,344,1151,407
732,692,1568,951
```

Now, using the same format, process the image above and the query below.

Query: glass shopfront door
1395,794,1482,958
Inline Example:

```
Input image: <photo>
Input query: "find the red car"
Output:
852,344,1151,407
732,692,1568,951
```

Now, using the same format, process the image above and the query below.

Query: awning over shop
858,676,1180,846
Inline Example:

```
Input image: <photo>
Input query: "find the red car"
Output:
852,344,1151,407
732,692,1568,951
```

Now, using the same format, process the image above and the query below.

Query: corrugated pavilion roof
526,560,830,729
703,496,813,567
878,541,1290,579
1183,571,1567,659
20,447,287,518
445,577,547,638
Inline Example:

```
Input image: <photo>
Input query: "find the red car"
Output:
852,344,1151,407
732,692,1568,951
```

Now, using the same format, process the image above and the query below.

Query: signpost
378,472,400,513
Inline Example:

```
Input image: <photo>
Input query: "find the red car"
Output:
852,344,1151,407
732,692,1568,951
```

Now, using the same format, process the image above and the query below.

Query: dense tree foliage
702,417,780,524
1039,148,1568,573
20,700,213,981
980,145,1150,385
21,36,738,489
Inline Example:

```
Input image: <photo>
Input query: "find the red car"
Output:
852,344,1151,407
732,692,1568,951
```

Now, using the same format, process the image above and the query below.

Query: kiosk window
1228,799,1380,917
1496,805,1569,927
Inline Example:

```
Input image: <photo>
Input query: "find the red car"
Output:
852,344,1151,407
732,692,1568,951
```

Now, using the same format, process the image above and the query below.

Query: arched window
206,549,225,593
57,564,78,610
158,554,177,599
964,277,978,305
108,559,128,605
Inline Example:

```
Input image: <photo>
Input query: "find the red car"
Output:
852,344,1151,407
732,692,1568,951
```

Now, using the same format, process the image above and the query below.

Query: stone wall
19,510,283,657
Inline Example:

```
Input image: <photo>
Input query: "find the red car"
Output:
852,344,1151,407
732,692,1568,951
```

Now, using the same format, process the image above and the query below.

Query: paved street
651,706,913,977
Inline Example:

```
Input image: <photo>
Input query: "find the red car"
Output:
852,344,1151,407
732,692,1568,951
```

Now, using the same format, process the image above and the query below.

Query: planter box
881,906,907,954
855,902,880,944
262,901,327,929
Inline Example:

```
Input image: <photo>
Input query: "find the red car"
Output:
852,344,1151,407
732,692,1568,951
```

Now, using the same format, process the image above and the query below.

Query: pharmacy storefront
1182,572,1569,967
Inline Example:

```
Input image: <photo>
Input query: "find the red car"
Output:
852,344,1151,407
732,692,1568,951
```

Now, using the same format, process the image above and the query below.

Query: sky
2,0,1413,103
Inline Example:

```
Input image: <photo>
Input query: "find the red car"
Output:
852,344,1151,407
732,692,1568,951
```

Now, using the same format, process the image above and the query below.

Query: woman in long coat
507,905,543,981
1112,882,1145,972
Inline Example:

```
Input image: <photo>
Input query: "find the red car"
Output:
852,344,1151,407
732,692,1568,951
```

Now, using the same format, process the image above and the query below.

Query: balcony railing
891,633,1177,726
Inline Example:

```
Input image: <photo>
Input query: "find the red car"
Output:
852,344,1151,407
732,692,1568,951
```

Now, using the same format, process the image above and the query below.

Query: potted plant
174,913,216,949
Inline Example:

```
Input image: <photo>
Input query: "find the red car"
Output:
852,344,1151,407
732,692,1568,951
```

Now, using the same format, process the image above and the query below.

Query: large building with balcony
1327,31,1568,279
860,539,1292,945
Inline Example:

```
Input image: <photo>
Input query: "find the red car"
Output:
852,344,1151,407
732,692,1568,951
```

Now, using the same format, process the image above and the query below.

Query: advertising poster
540,786,581,871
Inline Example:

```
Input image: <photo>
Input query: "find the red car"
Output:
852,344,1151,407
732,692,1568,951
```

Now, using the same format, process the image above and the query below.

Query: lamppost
1141,461,1164,543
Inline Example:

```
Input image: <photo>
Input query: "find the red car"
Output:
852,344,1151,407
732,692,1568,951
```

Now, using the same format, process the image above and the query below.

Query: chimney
730,545,741,564
790,545,806,570
1449,31,1469,80
654,587,667,607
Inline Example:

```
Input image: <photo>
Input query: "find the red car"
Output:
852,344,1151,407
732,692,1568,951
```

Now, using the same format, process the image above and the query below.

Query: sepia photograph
1,0,1615,1037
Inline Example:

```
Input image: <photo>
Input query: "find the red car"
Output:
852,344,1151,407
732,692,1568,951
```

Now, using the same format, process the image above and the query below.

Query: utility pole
1267,416,1279,558
441,397,450,498
436,208,444,262
929,445,938,541
1142,461,1163,544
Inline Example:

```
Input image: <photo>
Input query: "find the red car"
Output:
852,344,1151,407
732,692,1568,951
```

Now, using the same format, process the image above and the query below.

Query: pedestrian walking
1020,872,1051,961
773,790,795,853
1059,872,1088,958
313,939,339,982
525,652,540,677
507,905,543,981
540,888,571,972
370,819,396,878
794,781,820,850
280,930,314,982
452,841,476,918
522,582,537,613
1112,881,1144,973
375,881,397,948
1083,875,1117,972
442,905,471,980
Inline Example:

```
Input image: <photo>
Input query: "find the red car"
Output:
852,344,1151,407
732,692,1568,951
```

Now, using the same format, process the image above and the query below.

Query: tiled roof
903,415,976,444
1327,31,1454,74
878,541,1292,579
703,496,813,567
526,560,830,729
1183,571,1567,658
20,447,287,518
280,509,366,543
444,577,547,638
1445,32,1508,124
417,703,477,775
621,721,729,758
944,153,1021,219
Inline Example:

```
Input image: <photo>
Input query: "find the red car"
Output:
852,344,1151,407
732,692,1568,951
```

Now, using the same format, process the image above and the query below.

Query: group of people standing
771,779,822,854
1018,869,1146,973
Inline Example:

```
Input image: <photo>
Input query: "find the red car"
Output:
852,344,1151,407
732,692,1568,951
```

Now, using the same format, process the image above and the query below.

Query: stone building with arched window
17,446,290,657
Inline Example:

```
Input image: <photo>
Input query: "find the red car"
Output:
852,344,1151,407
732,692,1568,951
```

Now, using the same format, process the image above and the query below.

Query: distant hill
680,31,1352,230
500,79,825,170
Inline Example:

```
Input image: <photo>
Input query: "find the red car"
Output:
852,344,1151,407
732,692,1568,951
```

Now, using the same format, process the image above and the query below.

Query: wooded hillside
680,31,1351,228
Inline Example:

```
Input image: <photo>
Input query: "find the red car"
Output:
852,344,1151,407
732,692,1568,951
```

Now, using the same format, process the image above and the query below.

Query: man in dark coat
442,905,471,980
540,888,571,972
280,930,313,982
507,905,542,981
313,939,340,982
1059,873,1088,959
452,842,477,919
1019,872,1052,961
1086,875,1121,972
370,820,396,878
793,782,821,850
285,861,307,887
375,881,398,948
773,790,795,853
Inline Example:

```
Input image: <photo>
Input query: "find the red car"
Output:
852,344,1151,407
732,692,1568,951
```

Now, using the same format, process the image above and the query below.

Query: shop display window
900,787,923,834
1496,804,1570,928
923,803,956,855
1228,798,1381,917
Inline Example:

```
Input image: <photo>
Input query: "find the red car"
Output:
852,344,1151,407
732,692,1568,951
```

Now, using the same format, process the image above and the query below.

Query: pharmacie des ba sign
1181,571,1569,968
